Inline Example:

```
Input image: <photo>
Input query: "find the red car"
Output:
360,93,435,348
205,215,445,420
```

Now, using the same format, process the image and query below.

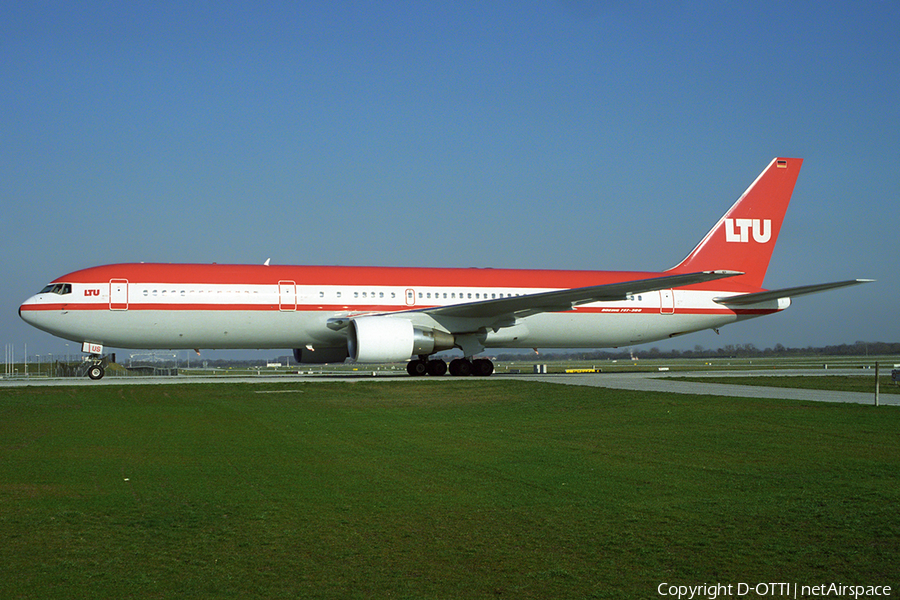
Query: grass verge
1,381,898,599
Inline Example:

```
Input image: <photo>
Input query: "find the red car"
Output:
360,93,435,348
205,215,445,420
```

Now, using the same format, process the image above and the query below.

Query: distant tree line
493,341,900,362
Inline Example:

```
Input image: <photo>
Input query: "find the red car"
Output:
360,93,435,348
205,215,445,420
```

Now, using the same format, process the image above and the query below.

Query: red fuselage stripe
19,303,778,316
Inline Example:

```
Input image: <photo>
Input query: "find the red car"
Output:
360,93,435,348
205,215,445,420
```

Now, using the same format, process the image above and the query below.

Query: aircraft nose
19,296,39,325
19,294,71,340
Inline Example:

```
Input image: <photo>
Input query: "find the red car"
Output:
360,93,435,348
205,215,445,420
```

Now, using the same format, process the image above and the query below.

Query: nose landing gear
87,363,105,380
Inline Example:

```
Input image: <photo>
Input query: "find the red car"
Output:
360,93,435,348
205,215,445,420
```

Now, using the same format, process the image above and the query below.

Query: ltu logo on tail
725,218,771,243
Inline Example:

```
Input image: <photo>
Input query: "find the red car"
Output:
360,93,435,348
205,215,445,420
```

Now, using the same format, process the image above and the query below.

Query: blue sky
3,1,898,360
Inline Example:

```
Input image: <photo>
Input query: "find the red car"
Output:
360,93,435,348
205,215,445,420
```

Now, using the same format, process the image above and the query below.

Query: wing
418,270,743,321
713,279,873,305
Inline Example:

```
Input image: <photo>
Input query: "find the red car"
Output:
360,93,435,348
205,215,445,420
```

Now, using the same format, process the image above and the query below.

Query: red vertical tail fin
668,157,803,289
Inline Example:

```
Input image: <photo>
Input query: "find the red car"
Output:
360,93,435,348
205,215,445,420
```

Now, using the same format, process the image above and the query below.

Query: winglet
668,157,803,288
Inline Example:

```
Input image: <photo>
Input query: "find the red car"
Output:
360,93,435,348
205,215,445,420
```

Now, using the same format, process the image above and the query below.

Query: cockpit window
39,283,72,295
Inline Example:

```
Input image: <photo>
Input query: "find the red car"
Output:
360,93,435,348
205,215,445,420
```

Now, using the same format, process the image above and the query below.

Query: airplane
19,157,870,379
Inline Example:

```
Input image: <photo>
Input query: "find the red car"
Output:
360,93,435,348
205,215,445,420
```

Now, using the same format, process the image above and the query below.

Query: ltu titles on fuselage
18,158,871,380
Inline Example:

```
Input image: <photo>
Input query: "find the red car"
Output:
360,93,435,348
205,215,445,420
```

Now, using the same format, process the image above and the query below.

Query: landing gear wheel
407,359,428,376
87,365,105,380
472,359,494,377
426,359,447,376
449,358,472,377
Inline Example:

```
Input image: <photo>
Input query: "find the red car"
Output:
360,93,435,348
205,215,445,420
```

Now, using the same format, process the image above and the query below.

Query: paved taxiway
516,370,895,405
1,368,895,406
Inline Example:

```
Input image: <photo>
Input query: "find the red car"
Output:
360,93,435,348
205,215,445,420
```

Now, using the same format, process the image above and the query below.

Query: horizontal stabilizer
713,279,873,305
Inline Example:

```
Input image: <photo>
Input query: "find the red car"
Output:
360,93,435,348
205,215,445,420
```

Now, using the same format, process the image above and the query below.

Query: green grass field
1,381,898,599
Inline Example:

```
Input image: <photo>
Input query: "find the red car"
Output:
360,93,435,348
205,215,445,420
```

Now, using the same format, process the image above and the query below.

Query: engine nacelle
293,346,350,364
348,317,455,363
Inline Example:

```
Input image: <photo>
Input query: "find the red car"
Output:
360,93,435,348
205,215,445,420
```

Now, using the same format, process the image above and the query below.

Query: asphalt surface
1,368,895,406
513,369,896,405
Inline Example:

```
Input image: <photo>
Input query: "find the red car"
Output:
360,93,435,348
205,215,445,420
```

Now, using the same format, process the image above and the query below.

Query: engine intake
348,317,455,363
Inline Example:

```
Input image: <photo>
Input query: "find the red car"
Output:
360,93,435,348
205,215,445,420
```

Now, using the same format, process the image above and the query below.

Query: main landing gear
406,357,494,377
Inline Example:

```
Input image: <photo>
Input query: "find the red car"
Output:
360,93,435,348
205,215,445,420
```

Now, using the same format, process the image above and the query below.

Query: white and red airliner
20,158,869,379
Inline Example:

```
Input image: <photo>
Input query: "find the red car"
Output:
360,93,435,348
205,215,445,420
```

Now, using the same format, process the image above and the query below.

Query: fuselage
18,262,786,352
18,158,871,380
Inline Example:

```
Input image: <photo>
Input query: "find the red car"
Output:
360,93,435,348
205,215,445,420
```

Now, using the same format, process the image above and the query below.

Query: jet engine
348,317,455,363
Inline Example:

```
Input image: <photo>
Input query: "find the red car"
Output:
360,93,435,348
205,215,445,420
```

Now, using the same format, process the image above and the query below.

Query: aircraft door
659,289,675,314
405,289,416,306
110,279,128,310
279,280,297,311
